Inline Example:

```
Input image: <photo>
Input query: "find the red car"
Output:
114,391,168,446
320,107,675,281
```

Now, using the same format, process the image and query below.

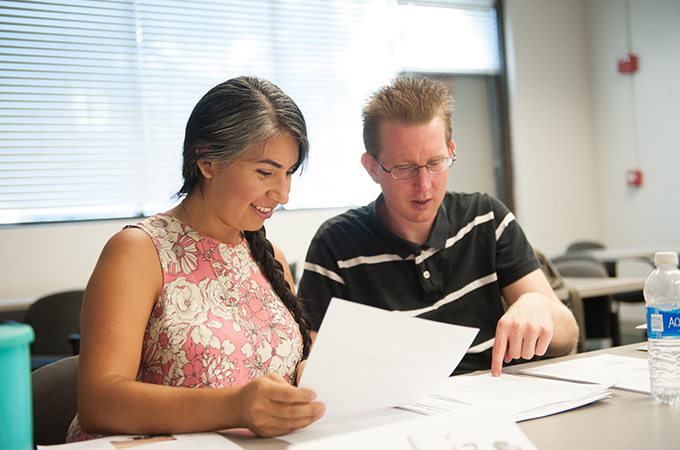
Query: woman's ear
361,152,380,184
196,160,215,179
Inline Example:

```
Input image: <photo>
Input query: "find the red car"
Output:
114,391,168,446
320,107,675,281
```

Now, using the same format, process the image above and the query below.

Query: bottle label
646,307,680,339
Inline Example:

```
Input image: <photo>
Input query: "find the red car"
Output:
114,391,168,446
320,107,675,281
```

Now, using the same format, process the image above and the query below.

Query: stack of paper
402,373,612,422
518,354,651,393
288,407,539,450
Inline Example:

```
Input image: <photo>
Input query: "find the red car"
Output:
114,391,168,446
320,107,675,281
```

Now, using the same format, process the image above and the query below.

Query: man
298,75,578,376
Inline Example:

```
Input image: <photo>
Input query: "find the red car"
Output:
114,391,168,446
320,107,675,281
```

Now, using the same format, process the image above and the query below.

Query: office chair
31,355,79,446
566,241,606,253
23,290,84,370
534,249,586,352
565,241,615,276
551,255,620,349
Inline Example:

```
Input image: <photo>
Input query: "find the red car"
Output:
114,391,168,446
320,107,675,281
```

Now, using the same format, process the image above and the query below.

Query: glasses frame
373,151,457,180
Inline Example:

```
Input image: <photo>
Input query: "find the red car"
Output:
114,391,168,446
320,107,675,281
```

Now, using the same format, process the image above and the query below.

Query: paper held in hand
297,297,479,421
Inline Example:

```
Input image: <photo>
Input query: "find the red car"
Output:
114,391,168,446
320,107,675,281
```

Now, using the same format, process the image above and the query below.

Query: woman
67,76,324,441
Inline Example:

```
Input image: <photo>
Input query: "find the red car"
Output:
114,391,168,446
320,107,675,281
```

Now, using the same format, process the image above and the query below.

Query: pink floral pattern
67,214,302,442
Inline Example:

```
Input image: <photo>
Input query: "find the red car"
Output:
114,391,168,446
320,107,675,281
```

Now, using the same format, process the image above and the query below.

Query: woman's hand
236,373,324,437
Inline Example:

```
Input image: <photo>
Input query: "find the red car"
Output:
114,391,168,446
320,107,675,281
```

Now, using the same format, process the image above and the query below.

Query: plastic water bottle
644,251,680,404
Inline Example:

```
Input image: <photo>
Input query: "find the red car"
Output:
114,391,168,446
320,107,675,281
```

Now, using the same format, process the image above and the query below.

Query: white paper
298,298,479,421
289,407,539,450
402,373,612,422
279,406,417,445
518,354,651,393
37,433,243,449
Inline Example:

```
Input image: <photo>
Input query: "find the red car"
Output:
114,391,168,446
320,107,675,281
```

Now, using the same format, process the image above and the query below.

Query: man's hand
491,293,555,376
491,269,579,376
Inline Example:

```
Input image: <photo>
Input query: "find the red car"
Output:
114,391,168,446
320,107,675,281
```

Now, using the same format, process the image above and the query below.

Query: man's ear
197,160,215,179
361,152,380,184
449,140,456,156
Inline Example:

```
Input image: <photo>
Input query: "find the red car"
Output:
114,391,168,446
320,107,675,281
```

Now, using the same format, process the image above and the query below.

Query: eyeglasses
373,152,456,180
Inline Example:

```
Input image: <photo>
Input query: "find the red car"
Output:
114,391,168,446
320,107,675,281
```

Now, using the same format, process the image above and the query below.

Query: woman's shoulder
101,226,158,261
124,213,183,234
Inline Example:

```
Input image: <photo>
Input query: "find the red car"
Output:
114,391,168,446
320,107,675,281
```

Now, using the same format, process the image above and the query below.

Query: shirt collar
368,193,449,255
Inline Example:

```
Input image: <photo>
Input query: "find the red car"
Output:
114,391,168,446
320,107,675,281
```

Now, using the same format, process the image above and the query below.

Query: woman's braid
244,227,312,359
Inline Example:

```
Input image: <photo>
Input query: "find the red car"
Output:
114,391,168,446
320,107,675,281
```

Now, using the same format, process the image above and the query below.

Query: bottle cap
654,252,679,266
0,323,34,348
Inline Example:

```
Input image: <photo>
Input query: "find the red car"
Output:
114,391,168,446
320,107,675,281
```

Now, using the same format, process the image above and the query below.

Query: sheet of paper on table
288,407,539,450
296,297,479,423
401,372,612,422
290,408,537,450
37,432,242,449
518,353,651,393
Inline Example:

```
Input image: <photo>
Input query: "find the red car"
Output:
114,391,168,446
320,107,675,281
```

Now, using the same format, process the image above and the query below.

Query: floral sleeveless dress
66,214,303,441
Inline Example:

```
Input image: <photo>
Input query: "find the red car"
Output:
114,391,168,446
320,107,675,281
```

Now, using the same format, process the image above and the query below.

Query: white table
223,344,679,450
566,247,659,277
554,276,646,301
511,344,678,450
0,295,37,313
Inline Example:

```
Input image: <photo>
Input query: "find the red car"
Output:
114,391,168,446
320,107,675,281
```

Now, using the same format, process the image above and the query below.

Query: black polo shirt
298,192,541,374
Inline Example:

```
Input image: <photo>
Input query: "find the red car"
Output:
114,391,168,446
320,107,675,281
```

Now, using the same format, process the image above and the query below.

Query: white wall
0,208,346,304
3,0,679,305
444,75,498,197
504,0,602,254
503,0,680,255
586,0,680,250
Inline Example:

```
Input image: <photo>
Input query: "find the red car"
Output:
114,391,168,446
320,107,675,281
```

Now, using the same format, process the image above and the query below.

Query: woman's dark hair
245,227,312,359
179,76,312,359
178,75,309,196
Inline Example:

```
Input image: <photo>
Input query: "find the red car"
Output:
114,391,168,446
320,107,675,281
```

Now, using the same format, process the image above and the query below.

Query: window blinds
0,0,498,225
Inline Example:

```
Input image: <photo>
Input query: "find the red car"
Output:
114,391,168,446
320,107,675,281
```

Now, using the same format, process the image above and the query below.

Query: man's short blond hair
362,75,454,156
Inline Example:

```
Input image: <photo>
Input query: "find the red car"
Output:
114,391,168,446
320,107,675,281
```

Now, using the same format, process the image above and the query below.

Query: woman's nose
269,175,290,204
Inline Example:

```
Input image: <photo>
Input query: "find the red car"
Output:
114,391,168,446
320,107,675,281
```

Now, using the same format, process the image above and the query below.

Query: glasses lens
391,165,418,179
427,158,453,173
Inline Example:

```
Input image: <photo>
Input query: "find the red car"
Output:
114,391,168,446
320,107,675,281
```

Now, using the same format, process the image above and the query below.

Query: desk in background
567,247,658,277
554,276,646,301
0,296,36,313
554,276,647,348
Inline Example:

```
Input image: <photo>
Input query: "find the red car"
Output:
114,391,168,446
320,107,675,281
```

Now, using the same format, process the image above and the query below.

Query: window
0,0,499,225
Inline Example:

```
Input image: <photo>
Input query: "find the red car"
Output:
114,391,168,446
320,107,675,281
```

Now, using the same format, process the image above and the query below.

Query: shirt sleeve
298,228,350,331
489,196,541,288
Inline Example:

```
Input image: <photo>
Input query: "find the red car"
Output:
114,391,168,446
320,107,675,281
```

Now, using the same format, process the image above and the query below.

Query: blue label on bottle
646,307,680,339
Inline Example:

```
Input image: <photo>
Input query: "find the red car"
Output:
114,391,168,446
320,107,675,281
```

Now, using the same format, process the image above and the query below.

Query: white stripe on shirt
393,272,498,317
338,253,413,269
415,211,495,264
495,212,515,241
303,262,345,285
466,337,495,354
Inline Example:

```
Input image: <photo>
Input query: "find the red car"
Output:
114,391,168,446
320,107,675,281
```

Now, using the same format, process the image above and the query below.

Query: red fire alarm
618,54,638,73
626,169,643,187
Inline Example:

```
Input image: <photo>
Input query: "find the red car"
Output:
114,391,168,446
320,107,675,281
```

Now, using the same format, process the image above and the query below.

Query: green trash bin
0,323,35,450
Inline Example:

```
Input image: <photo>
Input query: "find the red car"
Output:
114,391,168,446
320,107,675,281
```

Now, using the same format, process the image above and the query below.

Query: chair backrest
535,249,586,352
552,254,615,344
551,255,609,278
566,241,606,253
23,290,84,356
31,355,79,446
